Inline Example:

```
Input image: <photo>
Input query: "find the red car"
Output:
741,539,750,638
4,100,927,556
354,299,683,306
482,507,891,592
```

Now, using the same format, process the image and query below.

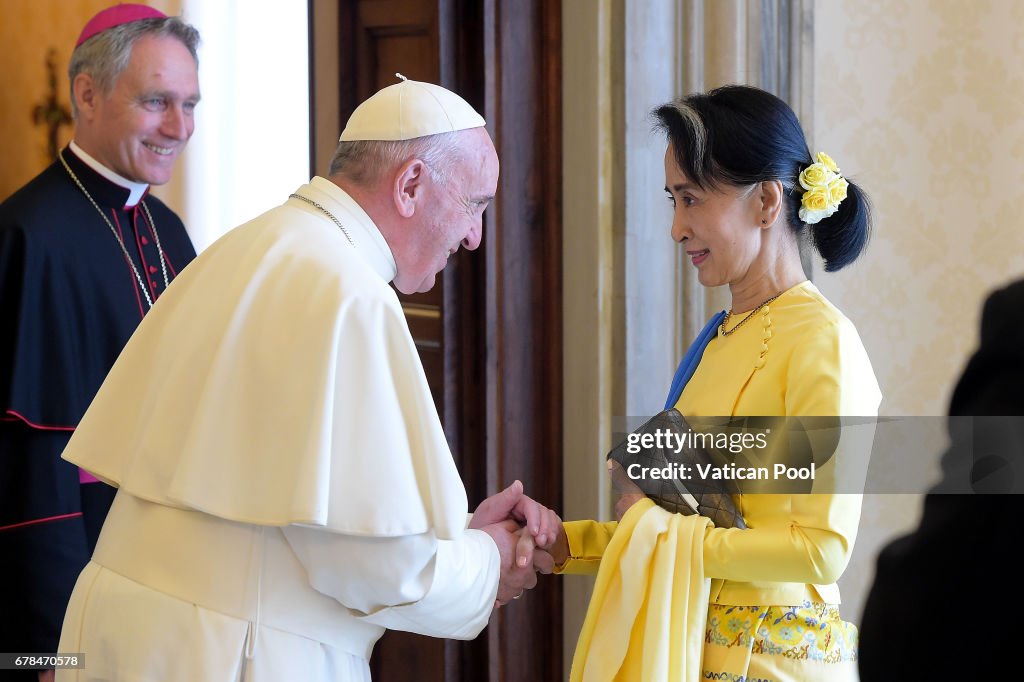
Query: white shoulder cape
63,179,469,539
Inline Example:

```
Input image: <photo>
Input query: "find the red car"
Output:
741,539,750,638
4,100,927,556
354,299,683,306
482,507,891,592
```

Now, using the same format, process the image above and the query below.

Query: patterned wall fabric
815,0,1024,626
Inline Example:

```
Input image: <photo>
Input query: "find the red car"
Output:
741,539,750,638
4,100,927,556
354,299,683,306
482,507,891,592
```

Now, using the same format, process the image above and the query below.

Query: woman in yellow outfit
546,86,880,681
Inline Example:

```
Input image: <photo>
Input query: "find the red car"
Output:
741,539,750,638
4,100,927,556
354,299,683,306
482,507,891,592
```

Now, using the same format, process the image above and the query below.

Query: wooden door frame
308,1,563,679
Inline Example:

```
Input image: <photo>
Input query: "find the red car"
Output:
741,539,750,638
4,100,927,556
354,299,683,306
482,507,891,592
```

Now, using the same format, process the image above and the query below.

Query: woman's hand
541,522,569,570
608,459,646,522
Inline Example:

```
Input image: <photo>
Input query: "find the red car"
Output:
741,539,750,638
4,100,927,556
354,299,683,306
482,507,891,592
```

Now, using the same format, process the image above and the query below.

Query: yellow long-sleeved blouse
560,280,881,606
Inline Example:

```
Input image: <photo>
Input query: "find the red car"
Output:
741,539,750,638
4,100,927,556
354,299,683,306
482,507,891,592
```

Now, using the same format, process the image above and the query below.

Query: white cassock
56,177,500,681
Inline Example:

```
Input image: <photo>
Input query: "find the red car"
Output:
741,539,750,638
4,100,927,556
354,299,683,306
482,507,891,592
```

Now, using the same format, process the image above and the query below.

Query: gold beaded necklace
719,292,782,337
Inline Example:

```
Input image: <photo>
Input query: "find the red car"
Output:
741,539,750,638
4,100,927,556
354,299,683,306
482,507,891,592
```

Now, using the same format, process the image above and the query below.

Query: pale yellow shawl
570,499,712,682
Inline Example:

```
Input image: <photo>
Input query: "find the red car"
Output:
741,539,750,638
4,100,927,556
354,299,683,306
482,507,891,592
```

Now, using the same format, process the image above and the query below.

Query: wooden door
309,1,563,680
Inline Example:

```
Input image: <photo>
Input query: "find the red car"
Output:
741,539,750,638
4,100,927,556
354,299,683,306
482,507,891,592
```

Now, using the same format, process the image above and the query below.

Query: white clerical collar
300,176,399,282
69,140,150,208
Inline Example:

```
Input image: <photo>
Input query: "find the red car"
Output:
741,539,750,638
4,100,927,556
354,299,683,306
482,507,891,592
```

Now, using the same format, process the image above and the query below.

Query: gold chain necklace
719,292,782,337
59,151,169,310
289,193,355,246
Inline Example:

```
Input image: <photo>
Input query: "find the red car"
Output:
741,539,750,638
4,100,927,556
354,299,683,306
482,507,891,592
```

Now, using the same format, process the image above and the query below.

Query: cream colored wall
814,0,1024,626
0,0,180,202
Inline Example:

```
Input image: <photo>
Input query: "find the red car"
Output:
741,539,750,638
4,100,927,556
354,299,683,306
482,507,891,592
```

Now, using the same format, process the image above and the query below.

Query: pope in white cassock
56,78,557,681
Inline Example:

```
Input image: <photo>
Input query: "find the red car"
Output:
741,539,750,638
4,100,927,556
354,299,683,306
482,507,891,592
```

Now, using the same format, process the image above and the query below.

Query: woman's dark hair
652,85,870,272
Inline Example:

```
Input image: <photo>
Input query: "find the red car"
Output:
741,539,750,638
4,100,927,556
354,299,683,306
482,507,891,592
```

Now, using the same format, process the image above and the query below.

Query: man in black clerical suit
859,278,1024,679
0,5,200,674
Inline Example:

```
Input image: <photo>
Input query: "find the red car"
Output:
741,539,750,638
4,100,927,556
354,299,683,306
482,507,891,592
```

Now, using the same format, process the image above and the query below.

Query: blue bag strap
664,310,726,410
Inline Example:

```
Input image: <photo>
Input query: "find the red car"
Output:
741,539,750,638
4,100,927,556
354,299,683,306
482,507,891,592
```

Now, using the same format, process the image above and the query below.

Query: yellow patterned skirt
701,601,858,682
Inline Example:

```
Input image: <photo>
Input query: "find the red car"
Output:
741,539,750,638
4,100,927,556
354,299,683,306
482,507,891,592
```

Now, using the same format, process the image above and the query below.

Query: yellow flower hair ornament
798,152,848,225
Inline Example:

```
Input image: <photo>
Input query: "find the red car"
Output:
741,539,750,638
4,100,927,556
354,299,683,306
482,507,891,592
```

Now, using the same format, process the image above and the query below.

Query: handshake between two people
467,480,569,608
468,467,647,608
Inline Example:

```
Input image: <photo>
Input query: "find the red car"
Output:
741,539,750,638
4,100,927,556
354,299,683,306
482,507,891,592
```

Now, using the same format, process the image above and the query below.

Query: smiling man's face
80,33,200,184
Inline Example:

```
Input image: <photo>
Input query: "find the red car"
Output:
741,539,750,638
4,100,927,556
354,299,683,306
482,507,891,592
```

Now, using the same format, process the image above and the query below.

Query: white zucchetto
339,74,486,142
